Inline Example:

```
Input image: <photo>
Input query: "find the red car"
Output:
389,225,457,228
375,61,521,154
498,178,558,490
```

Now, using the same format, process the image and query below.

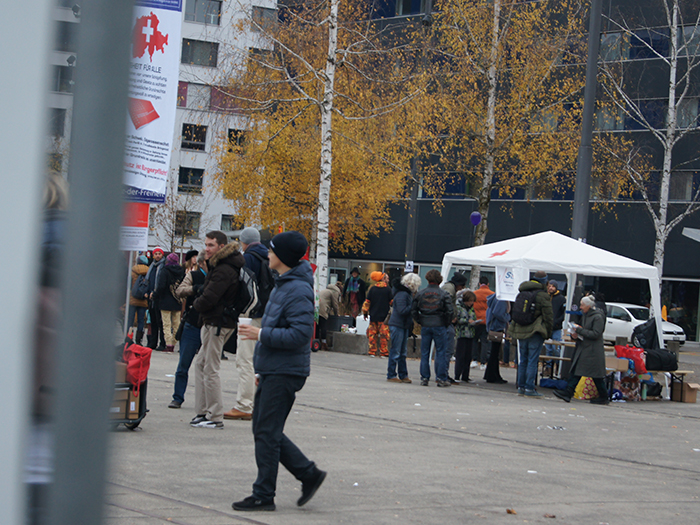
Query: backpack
131,274,149,300
122,341,152,397
220,267,259,332
511,289,540,325
249,251,275,318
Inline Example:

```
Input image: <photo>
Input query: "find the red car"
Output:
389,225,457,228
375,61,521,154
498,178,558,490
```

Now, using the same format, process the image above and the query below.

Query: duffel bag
645,348,678,372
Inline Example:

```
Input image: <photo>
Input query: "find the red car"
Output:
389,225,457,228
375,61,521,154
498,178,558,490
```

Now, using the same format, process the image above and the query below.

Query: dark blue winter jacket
254,260,314,377
243,242,269,281
486,293,510,332
388,283,413,330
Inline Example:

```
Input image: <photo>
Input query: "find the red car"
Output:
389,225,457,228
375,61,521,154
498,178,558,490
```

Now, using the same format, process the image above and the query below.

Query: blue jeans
420,326,447,381
252,374,316,500
517,334,545,391
545,329,563,357
128,305,147,333
388,326,409,379
172,322,201,404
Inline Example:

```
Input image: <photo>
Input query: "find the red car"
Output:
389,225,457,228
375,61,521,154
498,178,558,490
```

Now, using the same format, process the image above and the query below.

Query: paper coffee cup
238,318,252,326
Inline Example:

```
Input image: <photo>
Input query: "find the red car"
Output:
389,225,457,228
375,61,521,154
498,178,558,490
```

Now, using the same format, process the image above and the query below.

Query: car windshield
627,307,650,321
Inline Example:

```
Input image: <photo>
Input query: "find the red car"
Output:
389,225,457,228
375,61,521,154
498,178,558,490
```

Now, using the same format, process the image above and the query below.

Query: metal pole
47,1,135,524
0,1,54,523
404,157,419,263
571,0,603,243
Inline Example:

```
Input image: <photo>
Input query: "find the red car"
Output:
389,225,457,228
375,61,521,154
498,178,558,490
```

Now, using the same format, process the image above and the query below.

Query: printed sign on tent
123,0,182,204
495,267,529,302
120,202,150,251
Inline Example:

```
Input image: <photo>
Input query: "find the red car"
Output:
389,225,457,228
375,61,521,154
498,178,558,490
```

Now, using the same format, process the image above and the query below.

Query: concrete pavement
105,350,700,524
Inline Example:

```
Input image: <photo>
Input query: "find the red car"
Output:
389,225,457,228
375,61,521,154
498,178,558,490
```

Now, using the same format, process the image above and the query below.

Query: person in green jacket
508,271,553,397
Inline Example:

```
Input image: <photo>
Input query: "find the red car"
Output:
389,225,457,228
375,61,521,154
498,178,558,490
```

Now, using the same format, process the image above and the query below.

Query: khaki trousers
194,324,234,422
234,317,261,414
161,310,181,347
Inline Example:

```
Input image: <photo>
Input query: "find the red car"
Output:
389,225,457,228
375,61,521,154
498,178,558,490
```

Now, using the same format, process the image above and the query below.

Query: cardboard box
671,382,700,403
110,387,129,419
605,357,629,372
127,390,140,419
115,361,127,383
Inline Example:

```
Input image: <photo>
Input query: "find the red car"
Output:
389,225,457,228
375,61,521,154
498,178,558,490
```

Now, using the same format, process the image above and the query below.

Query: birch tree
215,1,421,295
410,0,589,289
598,0,700,274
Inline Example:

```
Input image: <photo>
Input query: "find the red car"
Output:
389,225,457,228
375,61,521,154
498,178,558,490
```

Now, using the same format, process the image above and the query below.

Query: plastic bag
574,377,599,400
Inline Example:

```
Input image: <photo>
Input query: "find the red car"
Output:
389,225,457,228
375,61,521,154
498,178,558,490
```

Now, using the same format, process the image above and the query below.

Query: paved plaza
106,348,700,524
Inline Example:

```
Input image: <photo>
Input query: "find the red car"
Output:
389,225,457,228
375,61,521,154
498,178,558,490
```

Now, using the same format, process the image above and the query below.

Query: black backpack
249,251,276,318
131,274,149,299
511,289,540,325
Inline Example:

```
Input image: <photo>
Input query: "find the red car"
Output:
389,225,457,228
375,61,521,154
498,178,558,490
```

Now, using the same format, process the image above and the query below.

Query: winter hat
548,279,559,290
137,255,148,265
270,231,308,268
152,247,164,255
166,253,179,266
240,227,260,245
370,271,385,282
532,270,548,284
185,249,198,261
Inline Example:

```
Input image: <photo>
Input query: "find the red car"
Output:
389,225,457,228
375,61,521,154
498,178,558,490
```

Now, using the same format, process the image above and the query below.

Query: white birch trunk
653,0,679,275
469,0,500,291
314,0,338,299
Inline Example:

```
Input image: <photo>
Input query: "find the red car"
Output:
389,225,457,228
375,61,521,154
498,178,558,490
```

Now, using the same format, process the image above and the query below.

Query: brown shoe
223,408,252,420
387,377,402,383
400,377,413,384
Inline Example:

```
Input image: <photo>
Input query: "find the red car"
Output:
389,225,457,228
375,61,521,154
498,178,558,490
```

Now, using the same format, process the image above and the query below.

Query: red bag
123,342,152,397
614,345,647,374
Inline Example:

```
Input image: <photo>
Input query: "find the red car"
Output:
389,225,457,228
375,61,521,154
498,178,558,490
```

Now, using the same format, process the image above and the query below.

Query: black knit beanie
270,231,308,268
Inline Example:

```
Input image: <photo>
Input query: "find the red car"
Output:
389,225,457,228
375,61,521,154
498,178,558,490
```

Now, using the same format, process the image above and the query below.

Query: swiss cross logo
133,12,168,62
488,250,509,258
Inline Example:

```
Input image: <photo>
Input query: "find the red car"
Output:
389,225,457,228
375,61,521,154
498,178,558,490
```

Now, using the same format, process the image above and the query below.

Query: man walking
233,231,326,511
509,271,553,397
191,231,245,429
224,227,269,422
412,270,453,387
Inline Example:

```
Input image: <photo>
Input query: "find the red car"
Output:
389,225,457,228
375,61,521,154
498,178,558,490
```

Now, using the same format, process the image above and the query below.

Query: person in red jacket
472,276,493,369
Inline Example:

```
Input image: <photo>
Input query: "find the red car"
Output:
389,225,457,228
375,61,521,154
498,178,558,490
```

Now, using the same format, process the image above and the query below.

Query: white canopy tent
440,231,664,348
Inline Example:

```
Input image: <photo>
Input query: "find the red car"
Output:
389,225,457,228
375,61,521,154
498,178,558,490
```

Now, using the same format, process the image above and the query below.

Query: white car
602,302,686,346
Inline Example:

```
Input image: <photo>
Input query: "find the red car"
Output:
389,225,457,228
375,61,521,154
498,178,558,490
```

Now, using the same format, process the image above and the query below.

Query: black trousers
147,300,165,348
483,341,504,382
454,337,472,381
252,374,316,500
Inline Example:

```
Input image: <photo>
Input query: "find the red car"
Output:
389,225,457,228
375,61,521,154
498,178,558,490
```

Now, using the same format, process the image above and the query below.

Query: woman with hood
155,252,185,352
484,294,510,384
387,273,422,383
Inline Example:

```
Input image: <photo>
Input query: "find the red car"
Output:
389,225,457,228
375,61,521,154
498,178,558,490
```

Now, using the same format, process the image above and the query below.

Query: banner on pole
123,0,182,203
121,202,150,251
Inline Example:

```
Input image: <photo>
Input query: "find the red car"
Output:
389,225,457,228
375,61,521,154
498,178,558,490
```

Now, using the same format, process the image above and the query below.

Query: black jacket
155,264,185,311
193,243,245,328
551,291,566,331
412,284,453,328
388,283,413,330
366,284,393,322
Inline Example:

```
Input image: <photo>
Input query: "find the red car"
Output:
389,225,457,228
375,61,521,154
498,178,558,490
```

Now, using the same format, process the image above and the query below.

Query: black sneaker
436,379,451,387
420,379,429,386
232,495,275,512
590,396,610,405
168,400,181,409
190,414,207,425
298,468,327,507
553,390,571,403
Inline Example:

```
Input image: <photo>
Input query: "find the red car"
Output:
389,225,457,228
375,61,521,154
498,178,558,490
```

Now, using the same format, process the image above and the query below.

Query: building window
227,129,246,153
181,39,219,67
630,29,669,60
181,123,207,151
178,167,204,194
49,108,66,137
221,214,244,231
594,106,625,131
211,86,239,112
669,172,693,201
600,32,629,61
177,82,211,110
625,100,666,130
677,98,698,128
682,26,700,56
396,0,428,16
252,6,276,32
55,21,79,52
51,66,74,93
185,0,222,25
175,211,201,238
